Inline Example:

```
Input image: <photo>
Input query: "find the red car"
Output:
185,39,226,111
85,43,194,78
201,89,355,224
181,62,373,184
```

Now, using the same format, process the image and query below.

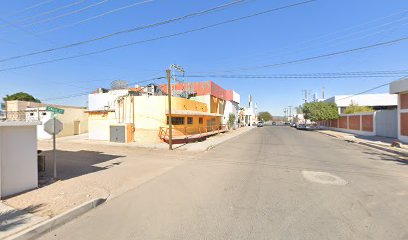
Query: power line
0,0,88,29
192,10,408,74
0,0,316,71
177,70,408,79
335,83,393,102
22,0,112,27
40,76,166,101
5,0,56,18
0,0,251,63
39,0,155,34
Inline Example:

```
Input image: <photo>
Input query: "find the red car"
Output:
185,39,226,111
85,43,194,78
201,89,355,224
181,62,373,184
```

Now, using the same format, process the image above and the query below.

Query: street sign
46,106,65,115
44,118,63,135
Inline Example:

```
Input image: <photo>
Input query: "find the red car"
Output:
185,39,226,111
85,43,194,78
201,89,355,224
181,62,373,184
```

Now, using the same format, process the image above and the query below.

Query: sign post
44,106,64,179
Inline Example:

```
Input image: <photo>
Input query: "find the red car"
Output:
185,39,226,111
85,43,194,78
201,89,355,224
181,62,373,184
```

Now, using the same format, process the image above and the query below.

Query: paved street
41,126,408,240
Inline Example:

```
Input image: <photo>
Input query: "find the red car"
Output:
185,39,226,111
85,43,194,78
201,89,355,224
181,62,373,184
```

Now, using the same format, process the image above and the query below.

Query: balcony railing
158,124,228,142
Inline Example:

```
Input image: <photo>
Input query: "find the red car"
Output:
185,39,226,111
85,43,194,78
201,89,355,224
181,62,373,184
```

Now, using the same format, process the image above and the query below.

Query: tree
3,92,41,103
228,113,236,129
258,111,273,121
302,102,338,122
343,101,374,114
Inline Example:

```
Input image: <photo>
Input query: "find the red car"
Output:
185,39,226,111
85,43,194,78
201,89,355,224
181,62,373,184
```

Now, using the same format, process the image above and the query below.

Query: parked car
257,121,264,127
290,122,297,127
272,122,276,126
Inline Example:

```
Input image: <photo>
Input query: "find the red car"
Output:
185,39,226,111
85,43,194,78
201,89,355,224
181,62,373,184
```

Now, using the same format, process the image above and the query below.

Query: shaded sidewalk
0,202,47,239
315,129,408,158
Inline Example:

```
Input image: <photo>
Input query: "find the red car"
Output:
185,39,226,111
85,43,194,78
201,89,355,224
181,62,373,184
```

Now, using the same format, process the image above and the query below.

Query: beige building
5,100,88,139
88,94,223,143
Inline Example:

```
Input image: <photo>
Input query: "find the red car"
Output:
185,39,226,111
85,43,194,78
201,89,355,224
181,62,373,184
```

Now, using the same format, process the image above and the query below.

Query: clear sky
1,0,407,116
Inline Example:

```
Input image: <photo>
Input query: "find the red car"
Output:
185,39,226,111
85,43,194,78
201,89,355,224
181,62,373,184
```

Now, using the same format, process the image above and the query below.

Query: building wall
319,113,375,136
0,124,38,198
88,111,117,141
6,100,88,139
398,92,408,143
223,101,239,127
88,96,219,141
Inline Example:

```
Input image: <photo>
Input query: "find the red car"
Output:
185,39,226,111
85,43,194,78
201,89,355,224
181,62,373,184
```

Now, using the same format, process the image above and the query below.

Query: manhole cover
302,171,347,185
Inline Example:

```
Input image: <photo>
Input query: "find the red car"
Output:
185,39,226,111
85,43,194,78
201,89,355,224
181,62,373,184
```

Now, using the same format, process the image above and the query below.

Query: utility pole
166,69,173,150
288,106,292,121
322,80,326,99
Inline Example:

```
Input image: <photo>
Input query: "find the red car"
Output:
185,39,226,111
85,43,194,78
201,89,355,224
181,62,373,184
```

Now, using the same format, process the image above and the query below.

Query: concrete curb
204,127,255,151
316,131,408,159
6,198,106,240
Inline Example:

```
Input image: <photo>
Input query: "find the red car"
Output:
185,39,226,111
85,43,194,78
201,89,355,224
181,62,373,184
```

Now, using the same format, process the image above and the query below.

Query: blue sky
0,0,407,116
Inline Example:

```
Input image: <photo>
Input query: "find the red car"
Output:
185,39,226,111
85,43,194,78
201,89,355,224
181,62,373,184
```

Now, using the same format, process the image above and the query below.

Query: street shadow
363,151,408,166
0,204,43,231
40,150,124,181
355,135,396,144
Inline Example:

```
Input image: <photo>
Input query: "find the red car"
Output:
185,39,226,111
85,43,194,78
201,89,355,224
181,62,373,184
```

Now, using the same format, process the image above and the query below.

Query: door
74,121,80,135
110,126,126,143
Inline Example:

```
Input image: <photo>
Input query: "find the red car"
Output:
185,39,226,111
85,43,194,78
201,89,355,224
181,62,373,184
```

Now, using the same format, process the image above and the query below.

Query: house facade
5,100,88,139
390,77,408,143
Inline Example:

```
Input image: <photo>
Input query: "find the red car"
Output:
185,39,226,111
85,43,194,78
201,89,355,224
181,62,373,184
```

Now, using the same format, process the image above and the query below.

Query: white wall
88,90,129,111
325,93,397,108
223,101,239,127
0,123,38,198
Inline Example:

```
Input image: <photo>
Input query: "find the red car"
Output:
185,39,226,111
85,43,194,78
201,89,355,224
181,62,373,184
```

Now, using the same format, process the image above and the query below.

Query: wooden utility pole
166,69,173,150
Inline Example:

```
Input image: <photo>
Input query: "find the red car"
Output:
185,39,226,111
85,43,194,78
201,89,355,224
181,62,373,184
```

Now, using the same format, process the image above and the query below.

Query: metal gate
375,110,398,138
110,125,126,143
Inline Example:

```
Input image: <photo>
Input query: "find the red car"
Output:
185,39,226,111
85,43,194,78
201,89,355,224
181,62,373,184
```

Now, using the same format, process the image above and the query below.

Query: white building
0,121,39,198
223,90,240,128
390,78,408,143
324,93,398,114
242,95,258,126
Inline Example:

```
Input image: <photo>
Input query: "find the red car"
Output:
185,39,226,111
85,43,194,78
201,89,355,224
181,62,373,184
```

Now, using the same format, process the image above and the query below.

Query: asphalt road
41,126,408,240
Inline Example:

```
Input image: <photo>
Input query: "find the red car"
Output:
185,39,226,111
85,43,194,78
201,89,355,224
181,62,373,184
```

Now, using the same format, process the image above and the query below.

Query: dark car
257,121,264,127
272,122,276,126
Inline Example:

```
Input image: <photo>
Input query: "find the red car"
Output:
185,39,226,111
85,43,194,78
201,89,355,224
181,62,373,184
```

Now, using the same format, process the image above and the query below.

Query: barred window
167,117,185,125
187,117,193,125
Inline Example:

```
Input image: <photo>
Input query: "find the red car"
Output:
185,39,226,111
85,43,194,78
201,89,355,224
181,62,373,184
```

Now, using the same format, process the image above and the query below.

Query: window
187,117,193,125
167,117,185,125
29,113,34,116
42,112,47,116
199,117,203,124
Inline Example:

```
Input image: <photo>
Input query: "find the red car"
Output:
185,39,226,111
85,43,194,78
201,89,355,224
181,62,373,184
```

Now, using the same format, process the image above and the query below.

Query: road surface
41,126,408,240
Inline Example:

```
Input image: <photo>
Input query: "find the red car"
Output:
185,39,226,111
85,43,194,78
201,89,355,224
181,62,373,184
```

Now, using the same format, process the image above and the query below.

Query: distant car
272,122,276,126
297,123,311,130
291,123,296,127
257,121,264,127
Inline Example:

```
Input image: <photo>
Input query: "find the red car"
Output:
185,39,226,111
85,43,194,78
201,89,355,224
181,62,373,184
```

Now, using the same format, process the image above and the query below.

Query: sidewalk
316,129,408,158
1,127,254,239
0,202,47,239
45,126,255,152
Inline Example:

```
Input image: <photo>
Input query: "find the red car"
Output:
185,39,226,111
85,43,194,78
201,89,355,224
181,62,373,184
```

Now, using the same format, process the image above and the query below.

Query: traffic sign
44,118,63,135
46,106,65,114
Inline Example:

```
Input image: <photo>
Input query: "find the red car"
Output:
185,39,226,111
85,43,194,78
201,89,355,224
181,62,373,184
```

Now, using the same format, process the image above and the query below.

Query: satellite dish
111,80,128,90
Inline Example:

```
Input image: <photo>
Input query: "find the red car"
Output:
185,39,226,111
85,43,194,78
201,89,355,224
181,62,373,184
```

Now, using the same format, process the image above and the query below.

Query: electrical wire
39,0,154,34
0,0,88,29
22,0,112,27
4,0,55,18
40,76,166,101
0,0,252,63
